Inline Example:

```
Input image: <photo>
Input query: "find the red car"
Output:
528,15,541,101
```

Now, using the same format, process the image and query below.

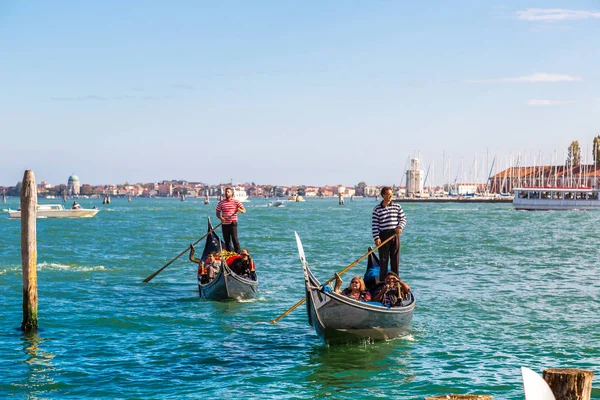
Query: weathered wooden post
425,395,492,400
20,170,38,332
543,368,594,400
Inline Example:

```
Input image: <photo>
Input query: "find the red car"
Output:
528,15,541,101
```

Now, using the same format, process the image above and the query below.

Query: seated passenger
333,273,371,302
229,249,256,280
71,201,82,210
371,272,411,307
189,245,220,284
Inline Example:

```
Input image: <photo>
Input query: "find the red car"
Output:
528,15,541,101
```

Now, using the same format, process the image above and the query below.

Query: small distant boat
198,218,258,300
288,195,306,202
513,187,600,210
295,232,415,344
8,204,100,219
268,200,285,207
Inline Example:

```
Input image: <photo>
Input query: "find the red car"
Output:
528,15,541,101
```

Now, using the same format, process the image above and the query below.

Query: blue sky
1,1,599,187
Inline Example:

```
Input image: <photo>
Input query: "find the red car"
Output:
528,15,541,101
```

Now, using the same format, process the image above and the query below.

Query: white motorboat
233,186,249,202
513,187,600,210
8,204,100,219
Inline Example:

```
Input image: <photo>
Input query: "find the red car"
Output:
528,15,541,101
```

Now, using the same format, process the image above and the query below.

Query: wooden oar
142,221,223,283
268,233,397,324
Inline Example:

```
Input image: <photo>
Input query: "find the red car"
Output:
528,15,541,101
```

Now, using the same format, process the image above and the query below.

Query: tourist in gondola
333,273,371,302
189,245,220,284
371,186,406,282
229,249,256,280
372,272,411,307
216,187,246,253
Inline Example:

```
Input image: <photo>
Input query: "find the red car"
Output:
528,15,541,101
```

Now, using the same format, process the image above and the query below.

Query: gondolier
216,187,246,253
371,186,406,282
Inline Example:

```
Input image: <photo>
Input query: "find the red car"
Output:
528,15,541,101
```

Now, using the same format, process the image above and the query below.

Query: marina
1,197,598,399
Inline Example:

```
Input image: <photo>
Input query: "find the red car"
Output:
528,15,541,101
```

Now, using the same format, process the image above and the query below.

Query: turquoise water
1,197,599,399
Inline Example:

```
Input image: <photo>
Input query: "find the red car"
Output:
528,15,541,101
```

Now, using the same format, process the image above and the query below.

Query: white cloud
516,8,600,22
468,73,583,84
526,99,575,106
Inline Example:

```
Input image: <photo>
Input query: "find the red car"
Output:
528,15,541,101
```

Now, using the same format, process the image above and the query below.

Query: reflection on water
304,339,415,397
17,332,55,399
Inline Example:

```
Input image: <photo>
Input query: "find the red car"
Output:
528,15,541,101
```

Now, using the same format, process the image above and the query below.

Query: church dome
68,174,79,182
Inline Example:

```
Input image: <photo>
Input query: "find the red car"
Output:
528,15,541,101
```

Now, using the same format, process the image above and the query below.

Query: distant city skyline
1,2,599,187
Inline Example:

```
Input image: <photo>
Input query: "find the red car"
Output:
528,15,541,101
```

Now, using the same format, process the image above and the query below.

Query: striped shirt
372,201,406,240
216,198,243,224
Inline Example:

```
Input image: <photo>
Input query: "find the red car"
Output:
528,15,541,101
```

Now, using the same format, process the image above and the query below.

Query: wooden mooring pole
20,170,38,332
425,395,492,400
543,368,594,400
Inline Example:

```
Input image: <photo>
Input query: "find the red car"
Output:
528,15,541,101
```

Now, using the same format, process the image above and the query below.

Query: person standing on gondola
216,187,246,253
371,186,406,283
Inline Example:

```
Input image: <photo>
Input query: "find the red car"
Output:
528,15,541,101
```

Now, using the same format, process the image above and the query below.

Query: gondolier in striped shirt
372,186,406,282
216,187,246,253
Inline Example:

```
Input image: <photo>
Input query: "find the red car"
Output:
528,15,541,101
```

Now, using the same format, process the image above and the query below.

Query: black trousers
222,223,240,254
378,229,400,280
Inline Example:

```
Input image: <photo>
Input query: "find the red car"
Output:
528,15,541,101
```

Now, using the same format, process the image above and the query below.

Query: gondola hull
199,264,258,300
198,218,258,301
297,232,415,344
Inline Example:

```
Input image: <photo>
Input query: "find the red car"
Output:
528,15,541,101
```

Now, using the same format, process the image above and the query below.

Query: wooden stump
425,395,492,400
543,368,594,400
20,170,38,332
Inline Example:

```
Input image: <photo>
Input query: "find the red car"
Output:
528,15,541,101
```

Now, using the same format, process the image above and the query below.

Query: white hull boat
8,204,100,219
233,186,249,202
513,187,600,210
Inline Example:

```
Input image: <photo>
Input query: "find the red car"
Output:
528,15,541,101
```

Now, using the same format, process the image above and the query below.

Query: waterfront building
304,186,320,197
158,183,173,197
363,185,379,197
489,165,600,193
405,158,424,197
67,174,80,196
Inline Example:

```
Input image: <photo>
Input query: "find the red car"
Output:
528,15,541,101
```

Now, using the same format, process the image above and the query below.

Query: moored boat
8,204,99,219
198,218,258,300
513,187,600,210
295,232,415,344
